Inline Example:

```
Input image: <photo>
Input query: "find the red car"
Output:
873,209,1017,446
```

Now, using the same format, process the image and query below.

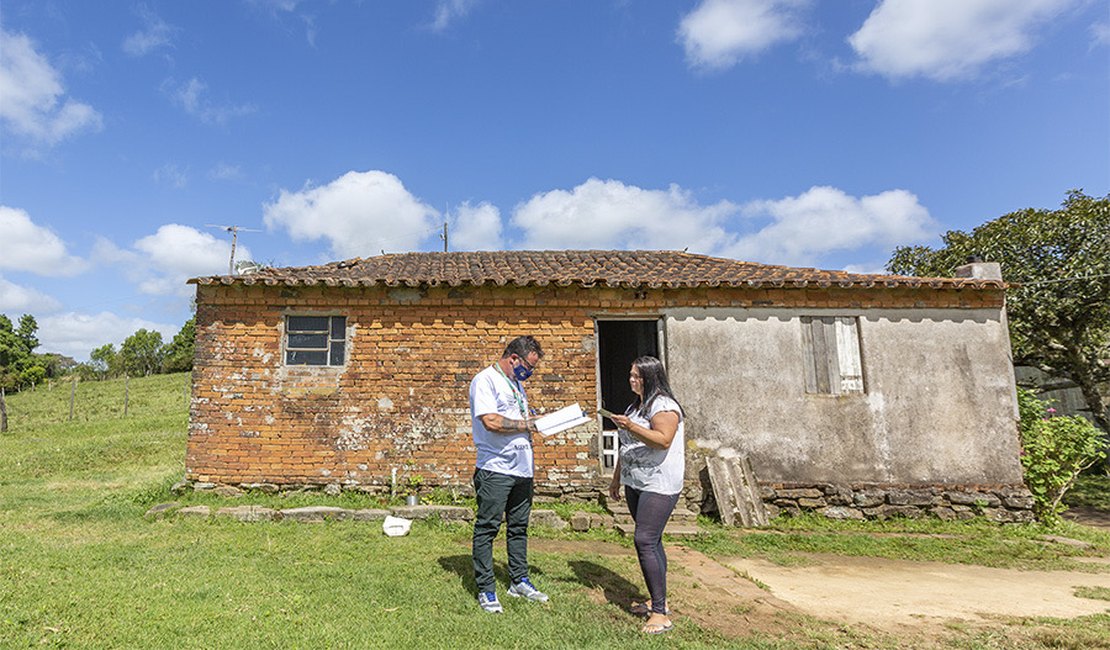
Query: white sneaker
507,578,549,603
478,591,503,613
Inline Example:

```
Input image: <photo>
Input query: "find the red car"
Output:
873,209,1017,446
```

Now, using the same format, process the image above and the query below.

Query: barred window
285,315,346,366
800,316,864,394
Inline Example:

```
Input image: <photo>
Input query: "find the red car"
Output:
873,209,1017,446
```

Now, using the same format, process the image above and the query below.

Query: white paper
534,403,593,437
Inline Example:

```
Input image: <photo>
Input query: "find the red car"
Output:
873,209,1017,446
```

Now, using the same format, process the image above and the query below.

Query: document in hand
534,403,593,437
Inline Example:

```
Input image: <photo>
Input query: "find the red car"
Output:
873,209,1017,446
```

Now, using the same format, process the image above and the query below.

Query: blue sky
1,0,1107,361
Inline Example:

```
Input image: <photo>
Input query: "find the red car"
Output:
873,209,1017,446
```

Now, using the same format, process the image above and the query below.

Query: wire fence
0,373,191,433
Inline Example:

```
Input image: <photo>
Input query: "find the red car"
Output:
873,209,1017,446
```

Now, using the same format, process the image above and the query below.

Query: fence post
69,376,77,421
124,374,130,417
1,387,7,433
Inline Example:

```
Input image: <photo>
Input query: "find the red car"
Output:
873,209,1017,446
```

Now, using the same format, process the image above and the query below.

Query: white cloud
848,0,1078,82
37,311,177,362
511,178,737,252
723,186,936,265
431,0,481,32
208,162,244,181
164,77,256,125
0,29,103,147
0,205,87,276
122,6,175,57
1092,22,1110,46
0,275,61,313
451,202,503,251
130,224,251,294
263,170,440,258
677,0,809,70
153,162,189,188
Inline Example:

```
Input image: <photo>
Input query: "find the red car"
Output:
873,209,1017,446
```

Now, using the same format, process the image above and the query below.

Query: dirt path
723,553,1110,631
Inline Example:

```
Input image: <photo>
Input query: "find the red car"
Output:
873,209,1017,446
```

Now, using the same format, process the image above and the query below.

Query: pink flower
1046,407,1056,414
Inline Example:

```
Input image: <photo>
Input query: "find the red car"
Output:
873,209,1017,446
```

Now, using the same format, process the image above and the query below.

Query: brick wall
187,282,1004,496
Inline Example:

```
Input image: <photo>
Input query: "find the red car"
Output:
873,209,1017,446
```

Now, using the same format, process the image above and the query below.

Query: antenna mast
206,224,262,274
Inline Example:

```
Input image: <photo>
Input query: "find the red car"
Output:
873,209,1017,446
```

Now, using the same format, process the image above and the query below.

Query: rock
820,506,864,520
570,511,592,532
177,506,211,518
590,513,615,529
1036,535,1095,550
529,509,568,530
323,483,341,496
239,483,280,494
214,486,244,498
945,491,1000,507
776,488,823,499
170,481,191,495
853,489,886,508
145,502,181,519
826,487,853,506
390,505,473,522
864,505,923,520
215,505,280,522
887,489,937,506
930,506,959,521
797,497,828,509
1001,495,1035,510
192,482,217,491
763,503,782,520
280,506,348,522
345,509,391,521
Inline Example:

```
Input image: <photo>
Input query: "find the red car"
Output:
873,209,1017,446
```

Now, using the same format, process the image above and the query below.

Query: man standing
470,335,550,613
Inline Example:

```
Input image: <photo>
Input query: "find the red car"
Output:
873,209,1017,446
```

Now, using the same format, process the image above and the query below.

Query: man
469,335,550,613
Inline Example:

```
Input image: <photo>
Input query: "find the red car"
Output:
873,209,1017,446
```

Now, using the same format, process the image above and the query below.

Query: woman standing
607,356,684,635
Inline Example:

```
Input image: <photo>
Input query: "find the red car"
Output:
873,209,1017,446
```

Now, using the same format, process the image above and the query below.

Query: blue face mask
513,359,534,381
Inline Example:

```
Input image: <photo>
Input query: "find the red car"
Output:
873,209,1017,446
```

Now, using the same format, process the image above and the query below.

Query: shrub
1017,388,1107,524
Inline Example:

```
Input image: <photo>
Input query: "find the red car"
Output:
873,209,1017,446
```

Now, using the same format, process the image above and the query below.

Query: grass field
1,373,1108,649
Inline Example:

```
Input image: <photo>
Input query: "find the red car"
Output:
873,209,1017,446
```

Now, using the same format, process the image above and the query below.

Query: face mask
513,359,534,381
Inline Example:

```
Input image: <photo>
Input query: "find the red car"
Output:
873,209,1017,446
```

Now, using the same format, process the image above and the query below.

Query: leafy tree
0,315,21,368
36,353,77,378
119,329,165,377
89,344,119,379
16,314,39,355
888,190,1110,434
162,317,195,373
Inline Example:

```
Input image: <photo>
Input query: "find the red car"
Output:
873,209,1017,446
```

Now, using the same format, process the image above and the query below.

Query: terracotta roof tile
188,250,1004,290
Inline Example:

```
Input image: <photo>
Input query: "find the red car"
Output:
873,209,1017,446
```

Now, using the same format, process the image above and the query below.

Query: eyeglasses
517,355,535,371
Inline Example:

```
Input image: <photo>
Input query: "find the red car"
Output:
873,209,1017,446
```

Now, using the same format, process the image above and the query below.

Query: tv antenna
206,224,262,275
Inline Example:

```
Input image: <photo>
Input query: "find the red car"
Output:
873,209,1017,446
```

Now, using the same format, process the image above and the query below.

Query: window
285,315,346,366
600,430,618,472
800,316,864,394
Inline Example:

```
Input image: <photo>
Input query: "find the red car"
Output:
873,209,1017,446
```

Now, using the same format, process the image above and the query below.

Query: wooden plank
810,317,831,394
706,457,736,526
800,317,819,393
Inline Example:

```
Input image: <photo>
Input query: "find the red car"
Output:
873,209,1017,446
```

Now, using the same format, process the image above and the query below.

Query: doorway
596,319,660,472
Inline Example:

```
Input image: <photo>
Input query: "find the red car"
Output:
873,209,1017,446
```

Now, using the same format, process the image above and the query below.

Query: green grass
1066,474,1110,510
2,373,1109,649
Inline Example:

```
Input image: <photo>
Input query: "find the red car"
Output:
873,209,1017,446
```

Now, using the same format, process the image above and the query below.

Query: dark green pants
472,468,533,593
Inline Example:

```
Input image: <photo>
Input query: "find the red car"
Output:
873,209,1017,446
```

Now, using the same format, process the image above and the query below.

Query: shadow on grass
568,560,644,610
439,554,520,594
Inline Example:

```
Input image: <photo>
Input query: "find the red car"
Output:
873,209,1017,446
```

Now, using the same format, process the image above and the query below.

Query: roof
188,250,1005,290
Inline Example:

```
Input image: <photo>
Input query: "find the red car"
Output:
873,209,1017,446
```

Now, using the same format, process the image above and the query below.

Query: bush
1017,388,1107,524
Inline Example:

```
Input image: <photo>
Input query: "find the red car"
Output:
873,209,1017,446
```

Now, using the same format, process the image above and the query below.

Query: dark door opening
596,320,659,471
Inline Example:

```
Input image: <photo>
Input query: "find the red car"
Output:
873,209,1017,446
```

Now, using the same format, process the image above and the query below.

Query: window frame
800,315,865,395
283,313,348,367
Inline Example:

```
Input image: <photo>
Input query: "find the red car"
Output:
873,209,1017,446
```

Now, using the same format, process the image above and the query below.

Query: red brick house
186,250,1033,519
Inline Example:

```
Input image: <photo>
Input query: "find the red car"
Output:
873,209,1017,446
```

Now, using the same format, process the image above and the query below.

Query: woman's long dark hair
628,355,682,418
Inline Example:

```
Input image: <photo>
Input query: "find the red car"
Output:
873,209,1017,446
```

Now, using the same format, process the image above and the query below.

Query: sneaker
478,591,503,613
507,577,549,603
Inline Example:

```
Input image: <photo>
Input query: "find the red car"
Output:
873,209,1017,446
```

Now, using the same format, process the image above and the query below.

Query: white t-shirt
618,396,685,495
470,364,533,478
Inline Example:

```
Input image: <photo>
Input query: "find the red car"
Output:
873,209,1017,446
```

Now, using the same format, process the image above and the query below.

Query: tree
119,329,165,377
89,344,119,379
162,317,195,373
888,190,1110,433
16,314,39,355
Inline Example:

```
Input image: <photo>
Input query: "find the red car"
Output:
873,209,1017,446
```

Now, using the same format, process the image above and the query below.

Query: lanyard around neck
493,363,527,418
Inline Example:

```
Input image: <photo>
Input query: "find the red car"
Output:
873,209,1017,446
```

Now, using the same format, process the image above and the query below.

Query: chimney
954,255,1002,281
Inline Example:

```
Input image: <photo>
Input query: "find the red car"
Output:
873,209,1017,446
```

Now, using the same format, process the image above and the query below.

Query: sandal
642,621,674,635
630,601,671,617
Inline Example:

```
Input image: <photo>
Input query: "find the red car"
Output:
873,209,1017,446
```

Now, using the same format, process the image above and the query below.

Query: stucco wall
665,307,1023,486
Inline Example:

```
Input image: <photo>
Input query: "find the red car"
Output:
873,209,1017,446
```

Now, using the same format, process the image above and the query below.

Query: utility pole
441,221,449,252
206,225,262,275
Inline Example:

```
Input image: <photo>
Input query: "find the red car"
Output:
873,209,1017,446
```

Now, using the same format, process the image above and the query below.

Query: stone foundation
760,483,1036,523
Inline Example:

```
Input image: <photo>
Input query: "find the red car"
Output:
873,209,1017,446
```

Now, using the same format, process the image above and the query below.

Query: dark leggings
625,486,680,615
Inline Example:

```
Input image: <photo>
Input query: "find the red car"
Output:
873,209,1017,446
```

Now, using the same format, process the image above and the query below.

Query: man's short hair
502,335,544,360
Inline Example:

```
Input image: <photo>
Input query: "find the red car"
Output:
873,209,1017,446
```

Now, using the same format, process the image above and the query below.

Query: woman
607,355,684,635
